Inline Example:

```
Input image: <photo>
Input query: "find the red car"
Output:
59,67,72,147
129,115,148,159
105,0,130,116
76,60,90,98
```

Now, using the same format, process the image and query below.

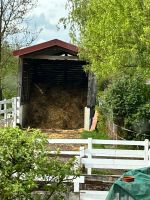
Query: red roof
13,39,78,57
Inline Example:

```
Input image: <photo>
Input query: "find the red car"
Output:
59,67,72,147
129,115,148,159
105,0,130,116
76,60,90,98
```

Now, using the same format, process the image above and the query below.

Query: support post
4,99,7,127
144,139,149,163
84,107,91,131
87,138,92,175
16,97,20,124
13,97,17,128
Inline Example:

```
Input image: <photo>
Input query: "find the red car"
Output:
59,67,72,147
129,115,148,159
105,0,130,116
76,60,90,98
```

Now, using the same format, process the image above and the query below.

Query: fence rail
47,138,150,197
0,97,20,127
48,138,150,175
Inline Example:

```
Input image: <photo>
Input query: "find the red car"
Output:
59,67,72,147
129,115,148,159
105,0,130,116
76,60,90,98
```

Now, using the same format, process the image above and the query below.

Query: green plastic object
106,167,150,200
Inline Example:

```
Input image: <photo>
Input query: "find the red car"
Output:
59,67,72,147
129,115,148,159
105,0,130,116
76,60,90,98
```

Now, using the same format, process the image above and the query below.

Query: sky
29,0,70,44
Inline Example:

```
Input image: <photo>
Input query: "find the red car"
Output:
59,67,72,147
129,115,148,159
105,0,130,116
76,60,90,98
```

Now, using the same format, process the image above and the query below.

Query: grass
80,130,109,148
81,130,108,140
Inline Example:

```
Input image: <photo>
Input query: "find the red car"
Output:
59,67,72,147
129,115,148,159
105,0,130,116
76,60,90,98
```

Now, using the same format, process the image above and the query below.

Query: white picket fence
0,97,20,127
48,138,150,200
48,138,150,174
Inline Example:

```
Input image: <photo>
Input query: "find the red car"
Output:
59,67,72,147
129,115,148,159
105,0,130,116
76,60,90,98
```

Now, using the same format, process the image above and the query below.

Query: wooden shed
13,39,96,130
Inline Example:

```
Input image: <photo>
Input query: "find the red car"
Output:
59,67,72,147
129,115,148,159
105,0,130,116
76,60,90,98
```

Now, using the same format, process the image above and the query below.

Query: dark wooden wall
20,58,88,104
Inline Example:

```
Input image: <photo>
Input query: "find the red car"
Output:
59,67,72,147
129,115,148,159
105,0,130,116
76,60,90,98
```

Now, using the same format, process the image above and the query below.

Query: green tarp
106,167,150,200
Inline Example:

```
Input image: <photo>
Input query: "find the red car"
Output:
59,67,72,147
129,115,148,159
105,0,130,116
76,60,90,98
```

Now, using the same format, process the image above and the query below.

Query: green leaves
103,73,150,140
0,128,45,199
66,0,150,78
0,127,79,199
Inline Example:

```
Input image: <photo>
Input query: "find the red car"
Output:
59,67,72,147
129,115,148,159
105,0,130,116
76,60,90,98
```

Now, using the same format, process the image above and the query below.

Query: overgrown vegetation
0,127,79,200
100,72,150,140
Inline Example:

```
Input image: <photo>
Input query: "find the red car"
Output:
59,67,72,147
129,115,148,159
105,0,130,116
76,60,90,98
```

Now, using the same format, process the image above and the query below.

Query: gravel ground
45,128,83,139
42,128,85,151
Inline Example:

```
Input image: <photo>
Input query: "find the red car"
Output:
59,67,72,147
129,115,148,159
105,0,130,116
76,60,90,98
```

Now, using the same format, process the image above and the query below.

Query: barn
13,39,96,130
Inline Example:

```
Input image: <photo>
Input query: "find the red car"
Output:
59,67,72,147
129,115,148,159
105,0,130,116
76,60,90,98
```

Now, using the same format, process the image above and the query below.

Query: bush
0,127,79,200
102,73,150,140
126,102,150,140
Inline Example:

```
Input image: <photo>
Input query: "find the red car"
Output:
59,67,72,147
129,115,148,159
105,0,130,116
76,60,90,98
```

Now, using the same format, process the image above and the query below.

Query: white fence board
92,139,146,146
82,158,149,169
0,99,13,105
48,139,88,144
47,138,150,175
47,138,146,146
80,191,108,200
0,108,13,114
85,149,145,158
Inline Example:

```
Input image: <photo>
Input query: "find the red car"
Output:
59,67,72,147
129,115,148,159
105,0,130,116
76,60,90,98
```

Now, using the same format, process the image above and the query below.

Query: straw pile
26,84,87,129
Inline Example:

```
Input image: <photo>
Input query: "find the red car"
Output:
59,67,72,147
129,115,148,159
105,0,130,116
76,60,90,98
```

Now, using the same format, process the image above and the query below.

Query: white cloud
35,27,70,44
28,0,70,44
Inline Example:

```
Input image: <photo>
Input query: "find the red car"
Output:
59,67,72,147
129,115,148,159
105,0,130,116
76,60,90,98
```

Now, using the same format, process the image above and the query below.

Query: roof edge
13,39,78,57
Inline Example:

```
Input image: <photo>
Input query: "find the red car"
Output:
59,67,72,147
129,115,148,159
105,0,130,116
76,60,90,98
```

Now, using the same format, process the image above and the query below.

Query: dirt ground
44,128,83,139
42,128,84,151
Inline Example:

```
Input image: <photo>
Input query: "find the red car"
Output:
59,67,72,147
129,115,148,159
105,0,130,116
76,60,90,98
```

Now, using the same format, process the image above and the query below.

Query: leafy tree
0,127,79,199
64,0,150,139
1,43,18,98
0,0,40,100
64,0,150,77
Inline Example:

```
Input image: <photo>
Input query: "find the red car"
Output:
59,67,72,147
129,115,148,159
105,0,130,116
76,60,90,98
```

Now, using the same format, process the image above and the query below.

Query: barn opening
14,40,89,130
22,59,87,129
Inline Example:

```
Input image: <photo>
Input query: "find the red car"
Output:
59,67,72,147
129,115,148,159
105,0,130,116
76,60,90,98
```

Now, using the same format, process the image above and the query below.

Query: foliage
1,44,18,98
64,0,150,77
103,73,150,140
81,130,108,140
0,0,40,100
126,102,150,140
81,129,108,148
96,109,108,135
0,127,79,200
0,0,38,47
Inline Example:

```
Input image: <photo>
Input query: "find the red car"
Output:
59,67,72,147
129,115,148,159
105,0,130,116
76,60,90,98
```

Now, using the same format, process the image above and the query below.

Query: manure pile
26,85,87,129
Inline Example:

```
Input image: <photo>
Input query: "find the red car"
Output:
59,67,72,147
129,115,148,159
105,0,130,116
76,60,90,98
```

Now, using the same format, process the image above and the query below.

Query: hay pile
26,84,87,129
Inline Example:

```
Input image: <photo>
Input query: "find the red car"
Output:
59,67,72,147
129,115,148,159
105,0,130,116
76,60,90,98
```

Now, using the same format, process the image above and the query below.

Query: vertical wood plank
4,99,7,127
84,107,91,131
13,97,17,127
16,97,20,124
144,139,149,162
88,138,92,175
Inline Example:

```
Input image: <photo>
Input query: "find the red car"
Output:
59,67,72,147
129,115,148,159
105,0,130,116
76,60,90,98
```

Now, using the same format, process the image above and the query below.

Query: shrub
126,102,150,140
0,127,79,199
102,73,150,140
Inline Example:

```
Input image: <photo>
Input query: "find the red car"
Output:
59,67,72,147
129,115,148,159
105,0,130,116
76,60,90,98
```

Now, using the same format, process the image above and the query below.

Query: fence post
87,138,92,175
144,139,149,163
16,97,20,124
13,97,17,128
4,99,7,127
84,107,91,131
